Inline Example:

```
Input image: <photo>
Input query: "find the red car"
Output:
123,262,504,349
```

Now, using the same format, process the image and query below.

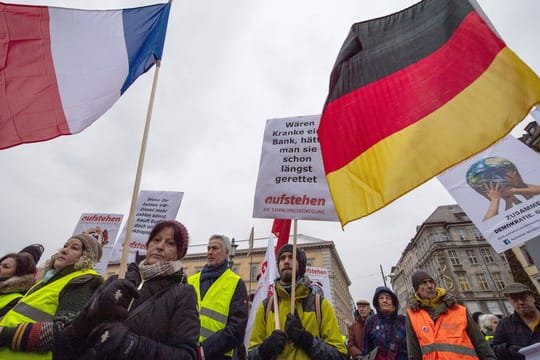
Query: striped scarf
139,259,183,281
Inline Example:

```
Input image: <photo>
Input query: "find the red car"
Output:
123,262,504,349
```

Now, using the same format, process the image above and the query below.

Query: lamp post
228,237,238,269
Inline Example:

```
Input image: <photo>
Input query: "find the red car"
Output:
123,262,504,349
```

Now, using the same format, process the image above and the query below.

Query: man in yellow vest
406,270,495,359
189,234,248,360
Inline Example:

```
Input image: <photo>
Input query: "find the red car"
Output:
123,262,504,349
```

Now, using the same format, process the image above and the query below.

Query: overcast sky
2,0,540,303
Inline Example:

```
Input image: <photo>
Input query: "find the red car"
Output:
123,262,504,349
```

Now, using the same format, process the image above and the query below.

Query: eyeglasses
509,293,532,302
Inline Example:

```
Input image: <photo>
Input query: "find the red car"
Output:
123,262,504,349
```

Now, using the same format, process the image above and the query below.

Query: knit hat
503,282,532,295
19,244,45,264
146,220,189,260
71,233,103,264
411,270,434,291
277,244,306,278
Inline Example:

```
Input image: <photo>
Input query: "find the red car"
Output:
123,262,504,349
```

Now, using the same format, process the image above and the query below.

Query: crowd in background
0,223,539,359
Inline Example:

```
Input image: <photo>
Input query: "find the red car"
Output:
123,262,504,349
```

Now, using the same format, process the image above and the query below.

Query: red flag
272,219,291,254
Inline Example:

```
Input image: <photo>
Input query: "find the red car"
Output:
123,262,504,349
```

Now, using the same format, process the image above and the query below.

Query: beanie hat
146,220,189,260
71,233,103,264
277,244,306,278
411,270,434,291
19,244,45,264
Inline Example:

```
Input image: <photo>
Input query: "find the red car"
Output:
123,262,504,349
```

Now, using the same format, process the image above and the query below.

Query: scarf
415,287,446,309
139,260,183,281
200,260,228,298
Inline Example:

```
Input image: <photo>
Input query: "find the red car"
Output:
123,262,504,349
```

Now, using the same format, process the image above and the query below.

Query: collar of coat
0,274,34,294
408,287,458,312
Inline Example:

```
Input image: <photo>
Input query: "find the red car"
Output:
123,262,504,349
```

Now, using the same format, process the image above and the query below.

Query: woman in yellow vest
0,233,103,359
58,220,200,360
0,253,36,318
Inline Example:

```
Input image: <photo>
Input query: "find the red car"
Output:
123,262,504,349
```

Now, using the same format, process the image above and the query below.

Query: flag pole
247,226,254,295
290,219,298,314
118,60,162,279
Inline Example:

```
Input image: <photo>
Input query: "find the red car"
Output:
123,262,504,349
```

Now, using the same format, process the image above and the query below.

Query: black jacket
57,263,200,359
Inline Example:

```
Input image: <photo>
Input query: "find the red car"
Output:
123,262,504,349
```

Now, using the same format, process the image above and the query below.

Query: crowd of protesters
1,223,539,359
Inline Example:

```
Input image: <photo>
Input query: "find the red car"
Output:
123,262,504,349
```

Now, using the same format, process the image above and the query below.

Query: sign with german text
439,136,540,253
306,266,334,306
110,190,183,264
72,213,123,275
253,115,338,221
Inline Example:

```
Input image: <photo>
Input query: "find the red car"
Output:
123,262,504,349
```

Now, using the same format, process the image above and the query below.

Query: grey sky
2,0,539,302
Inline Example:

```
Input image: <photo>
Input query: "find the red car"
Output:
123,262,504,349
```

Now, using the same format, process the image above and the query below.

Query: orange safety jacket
407,304,479,360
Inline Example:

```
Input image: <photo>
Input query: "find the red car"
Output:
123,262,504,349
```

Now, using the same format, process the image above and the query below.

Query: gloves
88,278,139,321
87,321,139,358
493,343,525,360
257,330,287,359
285,313,314,350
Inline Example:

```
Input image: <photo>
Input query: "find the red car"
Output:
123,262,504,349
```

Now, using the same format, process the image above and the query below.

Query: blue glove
285,313,314,350
87,321,138,358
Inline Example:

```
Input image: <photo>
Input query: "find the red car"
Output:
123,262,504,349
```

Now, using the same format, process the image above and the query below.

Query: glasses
509,293,532,302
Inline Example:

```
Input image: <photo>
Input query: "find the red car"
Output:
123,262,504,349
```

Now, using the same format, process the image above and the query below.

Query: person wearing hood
0,233,103,358
58,220,200,360
0,253,37,318
248,244,348,360
405,270,495,359
362,286,407,360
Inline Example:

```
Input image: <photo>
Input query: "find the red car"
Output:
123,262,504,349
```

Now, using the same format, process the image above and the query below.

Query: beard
280,269,292,283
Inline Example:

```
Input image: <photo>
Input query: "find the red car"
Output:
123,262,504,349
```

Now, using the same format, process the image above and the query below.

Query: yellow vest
188,269,240,357
0,269,98,360
0,293,23,313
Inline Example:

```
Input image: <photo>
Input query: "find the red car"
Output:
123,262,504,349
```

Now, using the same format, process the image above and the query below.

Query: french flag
0,1,171,149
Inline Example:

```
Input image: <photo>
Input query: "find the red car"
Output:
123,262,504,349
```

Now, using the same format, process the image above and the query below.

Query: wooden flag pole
118,60,162,279
290,219,298,314
273,285,280,330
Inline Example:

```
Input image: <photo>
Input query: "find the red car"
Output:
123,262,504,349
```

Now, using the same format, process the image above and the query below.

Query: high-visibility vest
189,269,240,357
0,293,23,312
407,304,479,360
0,269,98,360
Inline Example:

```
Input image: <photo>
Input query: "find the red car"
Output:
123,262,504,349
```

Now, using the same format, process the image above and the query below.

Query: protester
248,244,347,359
406,270,495,359
362,286,407,360
188,234,248,360
0,233,103,358
58,220,200,359
492,282,540,359
478,313,498,341
347,298,372,359
0,253,36,317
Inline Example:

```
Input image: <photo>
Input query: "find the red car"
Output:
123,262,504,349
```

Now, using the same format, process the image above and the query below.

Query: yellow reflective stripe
421,343,477,356
200,307,228,325
11,302,53,323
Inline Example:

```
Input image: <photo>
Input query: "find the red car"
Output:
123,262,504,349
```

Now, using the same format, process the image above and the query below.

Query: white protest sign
244,237,278,349
306,266,334,306
110,190,183,264
253,115,338,221
72,213,123,275
439,136,540,253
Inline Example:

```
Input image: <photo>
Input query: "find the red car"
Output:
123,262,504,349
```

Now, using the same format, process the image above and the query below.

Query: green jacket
248,276,347,360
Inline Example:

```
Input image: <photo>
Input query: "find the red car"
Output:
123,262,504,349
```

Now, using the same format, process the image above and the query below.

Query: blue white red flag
0,2,171,149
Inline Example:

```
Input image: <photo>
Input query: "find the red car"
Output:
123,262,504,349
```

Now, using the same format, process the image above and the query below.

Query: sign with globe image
438,136,540,253
466,157,520,198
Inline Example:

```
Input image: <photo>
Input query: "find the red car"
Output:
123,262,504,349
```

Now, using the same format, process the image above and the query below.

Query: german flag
318,0,540,226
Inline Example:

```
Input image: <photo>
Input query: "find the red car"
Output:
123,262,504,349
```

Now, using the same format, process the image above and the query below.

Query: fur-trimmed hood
0,274,34,295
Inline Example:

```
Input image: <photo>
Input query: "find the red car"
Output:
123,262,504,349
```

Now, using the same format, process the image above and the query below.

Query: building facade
391,204,514,316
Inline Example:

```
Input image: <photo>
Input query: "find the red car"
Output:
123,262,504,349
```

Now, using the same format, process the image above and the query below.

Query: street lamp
228,237,238,269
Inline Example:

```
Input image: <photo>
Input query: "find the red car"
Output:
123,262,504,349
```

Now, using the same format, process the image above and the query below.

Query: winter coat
57,263,200,360
405,289,495,360
0,273,34,318
362,286,407,360
491,305,540,359
248,276,348,360
347,311,368,358
0,265,102,357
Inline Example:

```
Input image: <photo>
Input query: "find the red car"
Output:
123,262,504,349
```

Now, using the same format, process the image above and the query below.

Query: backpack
263,291,323,335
